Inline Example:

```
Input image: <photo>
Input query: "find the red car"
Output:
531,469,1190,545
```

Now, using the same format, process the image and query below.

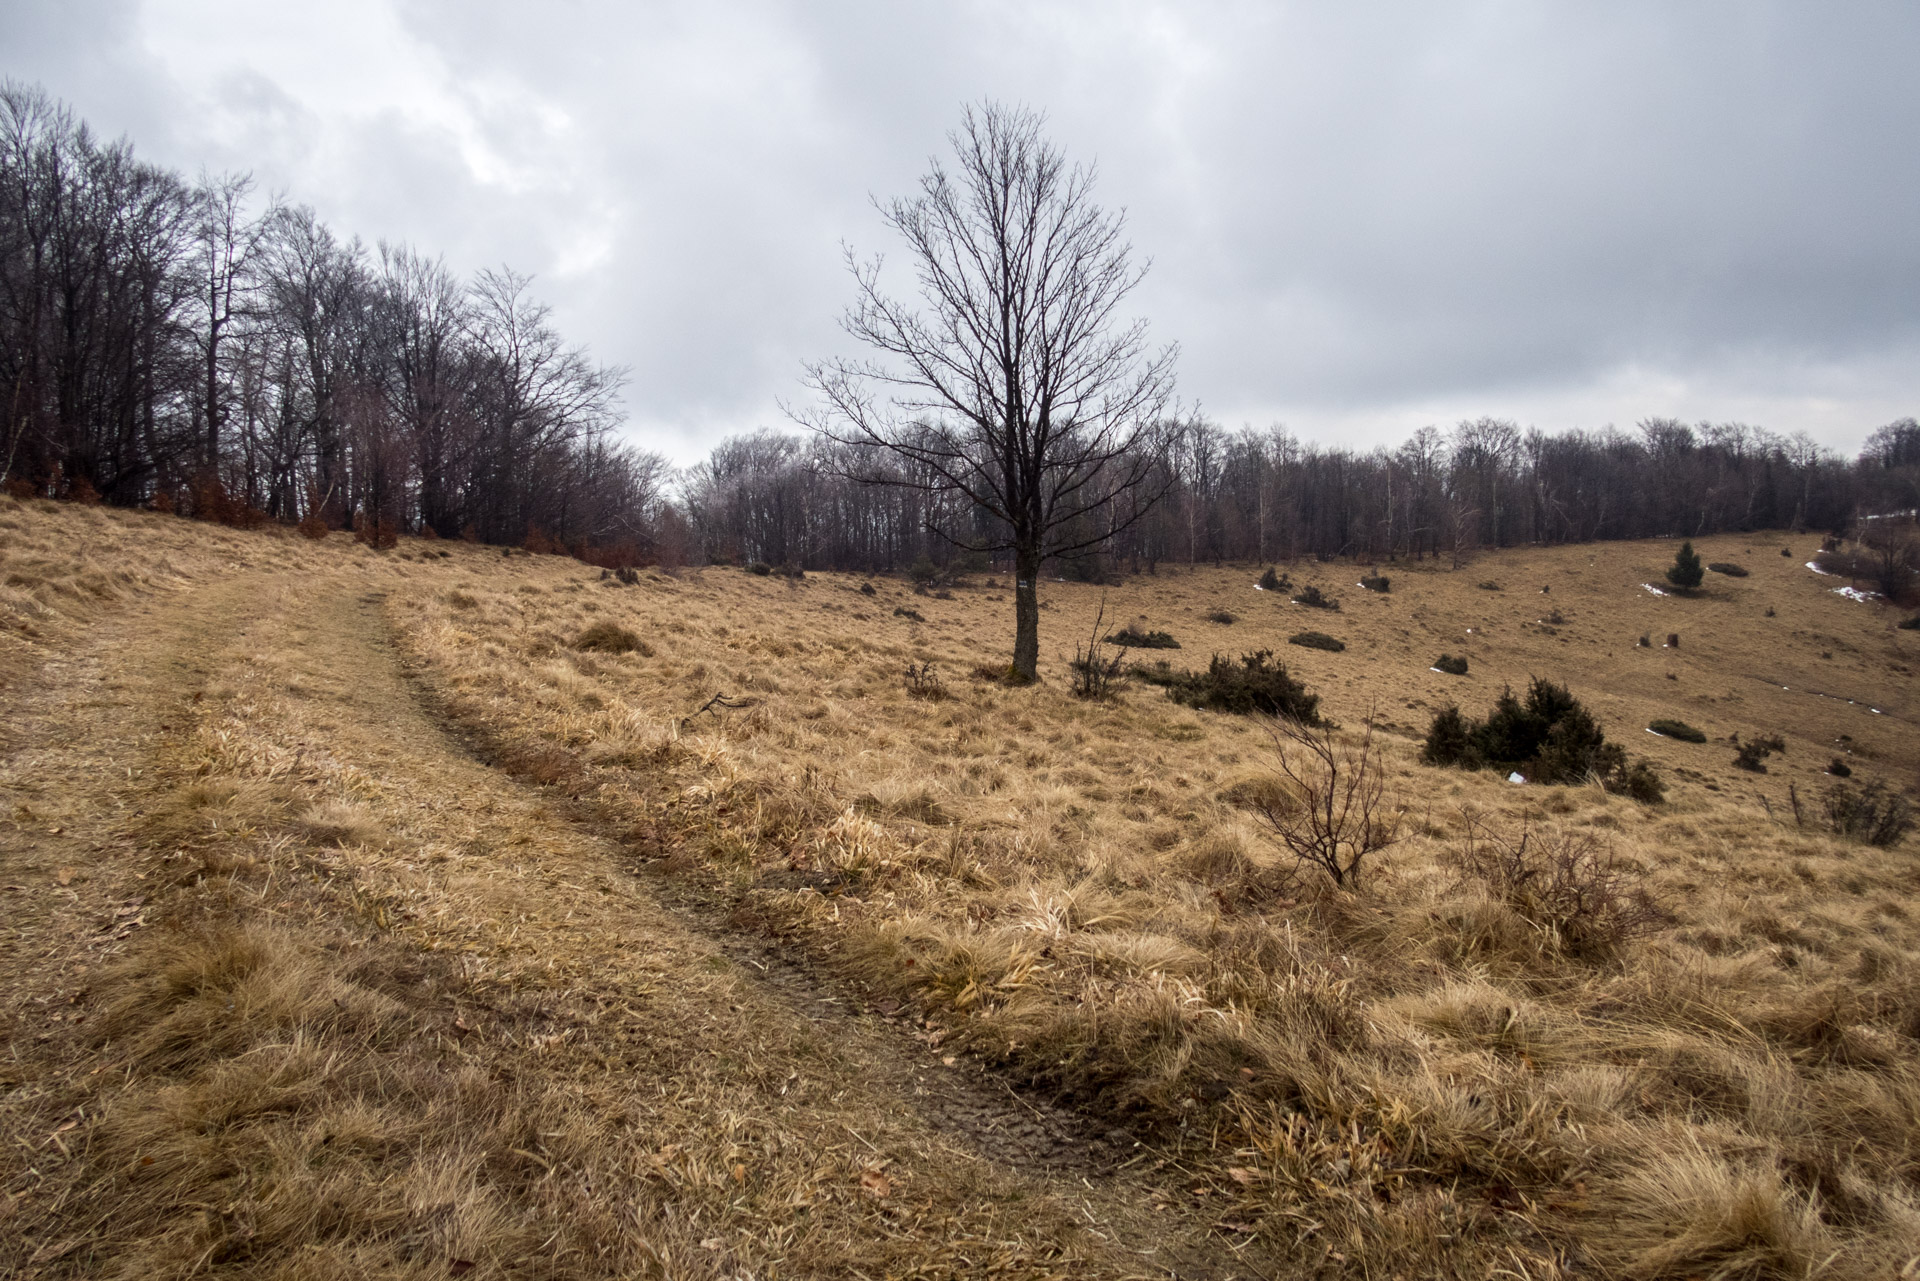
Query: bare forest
5,84,1919,581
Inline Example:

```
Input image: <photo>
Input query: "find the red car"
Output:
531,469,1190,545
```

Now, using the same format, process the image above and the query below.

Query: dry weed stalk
1248,718,1404,888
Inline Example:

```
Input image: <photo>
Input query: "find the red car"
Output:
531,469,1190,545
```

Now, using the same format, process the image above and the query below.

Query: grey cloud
6,0,1918,461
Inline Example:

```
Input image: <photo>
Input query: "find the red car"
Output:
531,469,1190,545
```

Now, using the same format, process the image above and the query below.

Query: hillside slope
4,495,1917,1279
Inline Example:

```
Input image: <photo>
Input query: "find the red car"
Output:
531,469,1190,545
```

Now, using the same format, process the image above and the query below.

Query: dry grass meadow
4,492,1918,1278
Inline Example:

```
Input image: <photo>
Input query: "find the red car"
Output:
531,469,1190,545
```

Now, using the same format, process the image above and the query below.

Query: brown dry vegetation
5,494,1920,1278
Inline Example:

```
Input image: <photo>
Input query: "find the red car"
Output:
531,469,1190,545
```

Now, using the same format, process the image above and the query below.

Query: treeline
1,83,665,552
6,85,1917,572
683,416,1920,574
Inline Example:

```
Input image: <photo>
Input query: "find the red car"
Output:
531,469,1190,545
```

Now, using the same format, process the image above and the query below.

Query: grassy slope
0,499,1191,1280
397,536,1920,1278
4,496,1917,1278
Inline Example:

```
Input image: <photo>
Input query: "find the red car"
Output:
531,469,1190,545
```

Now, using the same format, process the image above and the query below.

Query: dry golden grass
5,494,1919,1278
1,500,1193,1279
392,538,1920,1278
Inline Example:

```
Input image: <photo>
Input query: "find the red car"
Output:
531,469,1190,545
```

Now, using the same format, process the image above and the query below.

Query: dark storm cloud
6,1,1919,459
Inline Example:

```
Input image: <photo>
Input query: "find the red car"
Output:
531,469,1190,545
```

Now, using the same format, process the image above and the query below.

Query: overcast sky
9,0,1918,463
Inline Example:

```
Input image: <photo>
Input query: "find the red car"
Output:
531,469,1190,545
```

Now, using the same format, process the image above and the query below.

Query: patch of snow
1834,586,1881,603
1872,708,1884,715
1806,561,1835,575
1430,667,1447,674
1254,584,1267,591
1642,583,1669,596
1507,772,1527,785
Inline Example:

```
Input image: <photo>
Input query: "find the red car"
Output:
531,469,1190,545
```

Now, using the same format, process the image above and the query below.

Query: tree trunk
1013,542,1041,682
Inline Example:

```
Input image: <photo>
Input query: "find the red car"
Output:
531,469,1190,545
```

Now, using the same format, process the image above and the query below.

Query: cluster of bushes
1359,574,1390,593
1291,585,1339,610
1647,718,1706,742
1732,732,1785,772
1823,780,1914,847
1109,624,1180,648
1257,566,1292,593
1206,609,1237,624
1708,561,1748,577
1160,651,1322,723
1432,654,1469,675
1288,631,1345,652
1422,678,1664,801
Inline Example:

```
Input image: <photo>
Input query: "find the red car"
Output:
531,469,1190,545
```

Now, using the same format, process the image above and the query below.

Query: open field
4,494,1919,1278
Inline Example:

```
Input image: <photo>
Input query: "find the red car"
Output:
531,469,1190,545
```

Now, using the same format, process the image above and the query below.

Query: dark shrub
1708,562,1749,577
1422,677,1661,800
860,582,877,596
1478,580,1503,591
1612,759,1667,803
614,566,640,586
1827,757,1852,777
1648,719,1706,743
1359,574,1390,593
893,606,924,622
1732,733,1785,773
1257,565,1292,593
909,557,939,586
1899,615,1920,631
1110,625,1180,648
1128,660,1179,687
1421,706,1478,768
778,563,805,580
1637,634,1651,647
575,621,650,655
1288,631,1345,652
747,561,773,576
1291,584,1339,611
1666,541,1705,590
1433,654,1469,675
1666,633,1680,648
1823,780,1914,847
1781,547,1792,557
1165,651,1322,723
1206,609,1237,624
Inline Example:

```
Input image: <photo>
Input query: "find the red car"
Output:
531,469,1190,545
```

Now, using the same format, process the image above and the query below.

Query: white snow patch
1254,584,1267,591
1834,586,1881,603
1642,583,1669,596
1806,561,1836,575
1507,772,1527,785
1430,667,1447,674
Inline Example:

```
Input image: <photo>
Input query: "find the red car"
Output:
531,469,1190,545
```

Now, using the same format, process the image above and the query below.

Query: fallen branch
683,693,749,726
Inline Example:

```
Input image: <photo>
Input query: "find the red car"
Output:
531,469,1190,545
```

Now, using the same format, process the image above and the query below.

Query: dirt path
1,568,1272,1278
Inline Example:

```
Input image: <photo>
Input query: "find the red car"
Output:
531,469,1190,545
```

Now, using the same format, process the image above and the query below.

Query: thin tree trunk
1013,541,1041,681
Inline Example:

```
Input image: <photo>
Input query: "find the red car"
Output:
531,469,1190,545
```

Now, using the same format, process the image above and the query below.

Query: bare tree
188,170,266,469
799,101,1177,681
